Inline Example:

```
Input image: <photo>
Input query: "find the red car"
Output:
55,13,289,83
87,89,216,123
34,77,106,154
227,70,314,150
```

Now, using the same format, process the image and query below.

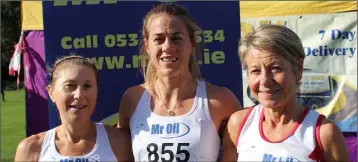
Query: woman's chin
159,69,183,78
258,99,282,109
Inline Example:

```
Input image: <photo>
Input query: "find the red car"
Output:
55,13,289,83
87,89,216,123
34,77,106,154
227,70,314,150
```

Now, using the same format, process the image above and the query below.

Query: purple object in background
23,30,49,137
343,132,357,162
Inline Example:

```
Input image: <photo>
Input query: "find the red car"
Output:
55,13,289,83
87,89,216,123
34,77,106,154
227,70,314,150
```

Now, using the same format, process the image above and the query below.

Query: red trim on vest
234,107,254,147
259,108,309,143
309,114,325,161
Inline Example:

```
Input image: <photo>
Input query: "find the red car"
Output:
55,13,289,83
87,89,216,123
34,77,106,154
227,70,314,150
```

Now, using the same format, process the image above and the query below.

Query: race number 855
147,143,190,162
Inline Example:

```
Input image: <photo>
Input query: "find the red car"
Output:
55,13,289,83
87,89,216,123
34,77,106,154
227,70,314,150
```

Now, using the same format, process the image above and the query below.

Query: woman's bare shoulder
15,131,47,161
205,81,243,114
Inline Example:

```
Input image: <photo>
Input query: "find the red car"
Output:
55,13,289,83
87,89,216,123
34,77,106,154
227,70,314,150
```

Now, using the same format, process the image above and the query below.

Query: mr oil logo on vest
59,157,99,162
263,153,301,162
150,123,190,139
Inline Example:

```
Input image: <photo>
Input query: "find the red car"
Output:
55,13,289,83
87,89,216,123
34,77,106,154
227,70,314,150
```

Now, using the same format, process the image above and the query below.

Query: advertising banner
42,1,242,127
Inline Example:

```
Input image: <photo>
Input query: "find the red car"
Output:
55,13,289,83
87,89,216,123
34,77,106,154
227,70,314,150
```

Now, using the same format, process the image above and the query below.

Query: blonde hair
139,3,202,97
48,55,98,86
238,24,305,73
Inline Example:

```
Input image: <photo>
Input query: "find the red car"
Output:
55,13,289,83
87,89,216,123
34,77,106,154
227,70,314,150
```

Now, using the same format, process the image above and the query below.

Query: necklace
156,80,196,116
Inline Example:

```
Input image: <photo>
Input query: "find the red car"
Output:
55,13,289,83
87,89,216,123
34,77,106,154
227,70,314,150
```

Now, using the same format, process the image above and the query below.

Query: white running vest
130,80,220,162
236,105,322,162
38,122,117,162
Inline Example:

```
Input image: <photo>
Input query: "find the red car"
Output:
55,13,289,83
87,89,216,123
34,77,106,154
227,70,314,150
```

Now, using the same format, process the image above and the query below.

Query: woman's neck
262,98,304,126
58,120,95,143
155,74,196,104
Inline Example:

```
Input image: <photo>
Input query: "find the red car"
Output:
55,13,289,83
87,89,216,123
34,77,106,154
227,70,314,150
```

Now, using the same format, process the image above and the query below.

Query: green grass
1,89,25,161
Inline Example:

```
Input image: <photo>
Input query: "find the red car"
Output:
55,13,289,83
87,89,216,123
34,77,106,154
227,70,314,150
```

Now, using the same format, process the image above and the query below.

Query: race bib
132,118,202,162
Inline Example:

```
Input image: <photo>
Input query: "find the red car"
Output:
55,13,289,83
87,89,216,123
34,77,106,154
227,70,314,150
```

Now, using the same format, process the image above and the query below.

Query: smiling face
145,13,194,78
48,64,98,123
246,48,301,109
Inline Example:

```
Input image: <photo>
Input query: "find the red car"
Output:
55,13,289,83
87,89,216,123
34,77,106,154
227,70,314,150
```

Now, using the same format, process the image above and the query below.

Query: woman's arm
206,83,243,135
320,119,349,161
117,85,144,129
105,126,134,161
220,109,249,162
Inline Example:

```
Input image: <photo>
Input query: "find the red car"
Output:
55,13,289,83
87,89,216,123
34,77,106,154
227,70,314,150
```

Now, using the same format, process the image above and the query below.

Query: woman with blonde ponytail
117,3,242,162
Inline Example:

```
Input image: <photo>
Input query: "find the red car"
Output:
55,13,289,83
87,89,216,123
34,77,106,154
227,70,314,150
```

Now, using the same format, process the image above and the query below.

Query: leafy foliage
1,1,21,88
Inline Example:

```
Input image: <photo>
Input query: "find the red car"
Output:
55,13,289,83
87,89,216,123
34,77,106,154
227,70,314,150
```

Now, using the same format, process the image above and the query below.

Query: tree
1,1,21,89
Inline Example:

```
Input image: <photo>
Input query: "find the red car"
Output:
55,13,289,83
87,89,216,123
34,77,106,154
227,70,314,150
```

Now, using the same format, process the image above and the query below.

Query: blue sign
42,1,242,128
